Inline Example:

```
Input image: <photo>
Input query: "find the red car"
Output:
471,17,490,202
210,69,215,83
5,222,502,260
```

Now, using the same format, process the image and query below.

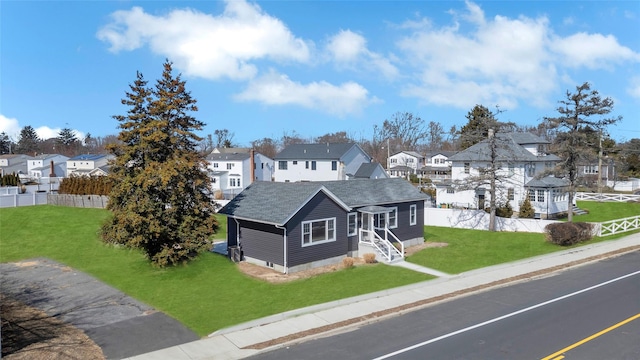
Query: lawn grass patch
573,200,640,222
407,225,626,274
0,206,431,336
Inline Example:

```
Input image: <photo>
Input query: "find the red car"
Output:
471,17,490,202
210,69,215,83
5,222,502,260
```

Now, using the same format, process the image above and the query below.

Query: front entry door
361,213,373,241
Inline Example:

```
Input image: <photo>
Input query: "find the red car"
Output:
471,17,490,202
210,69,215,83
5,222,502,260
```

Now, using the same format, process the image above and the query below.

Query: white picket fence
576,192,640,202
595,215,640,237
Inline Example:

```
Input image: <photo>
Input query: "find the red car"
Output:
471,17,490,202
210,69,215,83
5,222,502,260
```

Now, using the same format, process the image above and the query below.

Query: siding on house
285,192,349,267
236,220,285,266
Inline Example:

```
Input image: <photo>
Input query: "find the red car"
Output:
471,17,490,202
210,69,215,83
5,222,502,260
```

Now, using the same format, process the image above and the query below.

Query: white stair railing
359,229,404,262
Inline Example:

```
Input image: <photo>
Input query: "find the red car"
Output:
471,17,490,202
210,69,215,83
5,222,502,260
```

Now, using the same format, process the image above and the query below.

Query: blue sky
2,0,639,147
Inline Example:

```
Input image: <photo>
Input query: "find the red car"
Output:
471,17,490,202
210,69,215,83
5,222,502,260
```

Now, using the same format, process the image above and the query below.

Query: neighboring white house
420,151,456,183
66,154,113,177
387,151,424,178
27,154,68,179
436,132,570,219
0,154,34,180
273,143,376,182
206,148,274,199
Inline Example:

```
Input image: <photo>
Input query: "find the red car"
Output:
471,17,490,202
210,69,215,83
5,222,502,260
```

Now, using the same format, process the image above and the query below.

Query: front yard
1,200,637,336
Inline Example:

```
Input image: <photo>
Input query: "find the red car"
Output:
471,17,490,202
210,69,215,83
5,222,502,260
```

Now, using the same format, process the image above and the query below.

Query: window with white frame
227,163,233,170
347,213,357,236
229,177,241,187
278,161,287,170
464,163,470,174
311,161,317,170
293,160,298,165
409,204,417,225
528,189,535,202
302,218,335,246
332,161,337,171
537,189,545,202
584,165,598,174
508,188,515,200
374,208,397,229
213,163,218,168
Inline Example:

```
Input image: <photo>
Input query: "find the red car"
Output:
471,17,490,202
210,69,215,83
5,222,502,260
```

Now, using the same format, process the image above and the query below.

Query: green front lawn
407,227,560,274
0,206,431,336
574,200,640,222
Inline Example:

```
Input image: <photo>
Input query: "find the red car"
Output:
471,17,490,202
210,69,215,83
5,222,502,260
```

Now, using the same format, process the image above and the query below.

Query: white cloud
628,77,640,99
397,2,556,109
0,115,20,139
550,32,640,69
234,70,377,116
97,0,311,81
395,1,640,111
326,30,399,80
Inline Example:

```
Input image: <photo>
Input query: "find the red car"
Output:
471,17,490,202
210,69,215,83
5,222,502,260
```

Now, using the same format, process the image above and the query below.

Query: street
249,251,640,360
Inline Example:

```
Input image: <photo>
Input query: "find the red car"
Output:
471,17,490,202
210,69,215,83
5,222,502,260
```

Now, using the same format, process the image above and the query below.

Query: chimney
49,160,56,177
250,149,255,183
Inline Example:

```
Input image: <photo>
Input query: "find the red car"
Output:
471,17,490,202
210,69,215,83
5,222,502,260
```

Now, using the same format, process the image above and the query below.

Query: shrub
363,253,377,264
519,197,535,218
342,257,355,269
545,222,594,246
496,201,514,218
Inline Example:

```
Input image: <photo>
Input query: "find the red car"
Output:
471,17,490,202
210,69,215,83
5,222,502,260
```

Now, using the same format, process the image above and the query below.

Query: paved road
0,258,199,359
249,251,640,360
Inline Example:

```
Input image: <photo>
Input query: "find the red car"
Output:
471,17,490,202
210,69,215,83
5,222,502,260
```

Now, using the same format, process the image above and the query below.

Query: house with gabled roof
27,154,68,179
273,143,380,182
218,177,429,273
206,148,274,199
436,132,569,218
420,151,456,183
388,150,424,178
0,154,33,179
66,154,113,177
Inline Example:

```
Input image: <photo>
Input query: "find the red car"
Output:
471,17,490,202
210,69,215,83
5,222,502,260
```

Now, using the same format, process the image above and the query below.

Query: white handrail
359,228,404,262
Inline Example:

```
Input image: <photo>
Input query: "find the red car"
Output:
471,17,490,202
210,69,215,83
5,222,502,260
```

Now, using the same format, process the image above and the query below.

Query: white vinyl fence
0,192,49,207
594,215,640,237
424,207,560,233
576,192,640,202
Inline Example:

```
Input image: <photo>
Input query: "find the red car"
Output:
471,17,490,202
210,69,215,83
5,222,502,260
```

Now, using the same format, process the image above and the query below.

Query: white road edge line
372,269,640,360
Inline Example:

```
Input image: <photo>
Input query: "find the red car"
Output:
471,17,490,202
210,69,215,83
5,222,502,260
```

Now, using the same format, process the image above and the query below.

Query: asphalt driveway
0,258,199,359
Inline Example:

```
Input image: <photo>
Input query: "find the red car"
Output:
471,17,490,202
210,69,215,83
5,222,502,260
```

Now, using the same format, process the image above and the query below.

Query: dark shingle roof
448,133,560,162
352,162,384,178
526,176,569,188
206,152,251,161
274,143,362,160
219,178,428,225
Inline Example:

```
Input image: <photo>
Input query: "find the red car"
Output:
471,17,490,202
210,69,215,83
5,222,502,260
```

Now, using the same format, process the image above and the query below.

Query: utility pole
597,131,603,200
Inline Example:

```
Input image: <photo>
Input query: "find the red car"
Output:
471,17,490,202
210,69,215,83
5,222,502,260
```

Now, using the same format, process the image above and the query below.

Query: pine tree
56,127,80,156
0,132,12,154
102,60,218,266
16,126,41,154
544,82,622,222
519,196,535,219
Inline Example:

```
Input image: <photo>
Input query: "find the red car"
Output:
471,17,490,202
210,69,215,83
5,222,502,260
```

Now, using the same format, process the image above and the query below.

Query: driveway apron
0,258,199,359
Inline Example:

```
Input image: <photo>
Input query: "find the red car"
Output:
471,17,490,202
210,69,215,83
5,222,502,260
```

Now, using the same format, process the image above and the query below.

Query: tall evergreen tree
102,61,218,266
544,82,622,222
56,127,80,155
0,132,12,154
16,126,41,154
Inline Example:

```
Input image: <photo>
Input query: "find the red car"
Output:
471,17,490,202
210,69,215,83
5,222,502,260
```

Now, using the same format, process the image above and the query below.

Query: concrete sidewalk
127,233,640,360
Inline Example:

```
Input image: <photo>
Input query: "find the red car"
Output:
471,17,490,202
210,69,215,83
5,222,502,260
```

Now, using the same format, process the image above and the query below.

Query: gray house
218,178,429,273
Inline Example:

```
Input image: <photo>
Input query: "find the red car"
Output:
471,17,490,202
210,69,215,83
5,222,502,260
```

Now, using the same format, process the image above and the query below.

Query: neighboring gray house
218,178,429,273
273,143,375,182
351,162,388,179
